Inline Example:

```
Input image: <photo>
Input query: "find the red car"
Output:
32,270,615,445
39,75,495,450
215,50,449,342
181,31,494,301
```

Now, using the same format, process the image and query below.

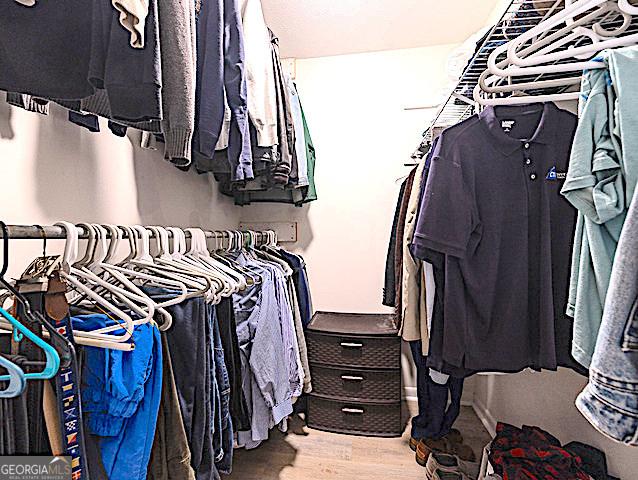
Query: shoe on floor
432,470,469,480
426,452,459,478
415,438,450,467
425,452,479,480
409,436,420,452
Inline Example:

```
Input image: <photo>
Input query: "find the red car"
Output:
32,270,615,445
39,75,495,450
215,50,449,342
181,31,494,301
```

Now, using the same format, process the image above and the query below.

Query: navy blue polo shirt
412,103,579,372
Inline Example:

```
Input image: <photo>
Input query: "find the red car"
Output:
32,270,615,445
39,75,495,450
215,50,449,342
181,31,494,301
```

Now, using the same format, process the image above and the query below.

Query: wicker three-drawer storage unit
306,312,403,437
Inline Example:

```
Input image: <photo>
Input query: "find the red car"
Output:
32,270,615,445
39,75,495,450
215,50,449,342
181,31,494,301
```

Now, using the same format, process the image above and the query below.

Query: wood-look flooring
225,404,491,480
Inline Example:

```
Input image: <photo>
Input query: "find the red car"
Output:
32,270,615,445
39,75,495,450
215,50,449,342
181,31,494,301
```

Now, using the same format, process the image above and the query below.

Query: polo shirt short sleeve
560,64,627,368
412,104,579,372
413,136,479,259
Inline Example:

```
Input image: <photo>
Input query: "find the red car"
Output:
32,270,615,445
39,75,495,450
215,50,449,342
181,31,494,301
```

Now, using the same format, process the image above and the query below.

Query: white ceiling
262,0,503,59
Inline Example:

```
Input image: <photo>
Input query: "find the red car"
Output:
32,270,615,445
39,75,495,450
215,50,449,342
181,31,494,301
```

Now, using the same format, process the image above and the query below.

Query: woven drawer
311,365,400,403
308,395,402,437
306,332,401,370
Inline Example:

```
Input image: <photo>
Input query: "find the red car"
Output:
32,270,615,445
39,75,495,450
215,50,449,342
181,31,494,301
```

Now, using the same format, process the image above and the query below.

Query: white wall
0,101,241,277
240,44,458,313
238,44,480,403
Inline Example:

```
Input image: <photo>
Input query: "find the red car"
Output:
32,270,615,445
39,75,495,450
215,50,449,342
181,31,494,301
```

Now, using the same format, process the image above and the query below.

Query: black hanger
0,222,73,368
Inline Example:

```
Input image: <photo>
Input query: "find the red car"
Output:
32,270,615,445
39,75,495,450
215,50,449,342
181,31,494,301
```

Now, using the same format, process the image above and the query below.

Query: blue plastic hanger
0,307,60,380
0,354,26,398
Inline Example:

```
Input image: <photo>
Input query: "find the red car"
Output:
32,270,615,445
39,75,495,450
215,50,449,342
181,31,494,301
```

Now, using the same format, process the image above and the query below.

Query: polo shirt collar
479,103,553,155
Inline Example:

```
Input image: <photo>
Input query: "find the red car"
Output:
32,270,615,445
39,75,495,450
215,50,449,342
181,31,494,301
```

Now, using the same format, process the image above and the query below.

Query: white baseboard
472,397,497,438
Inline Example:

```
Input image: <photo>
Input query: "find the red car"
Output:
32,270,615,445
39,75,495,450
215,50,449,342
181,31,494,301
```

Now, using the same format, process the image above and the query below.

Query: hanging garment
561,46,638,367
211,308,234,475
270,29,296,185
408,341,464,441
147,334,196,480
133,0,196,165
400,158,429,349
383,180,408,308
112,0,150,48
287,76,309,187
412,103,579,373
193,0,252,180
233,252,299,448
576,182,638,445
0,1,94,99
215,297,251,432
74,314,162,480
159,294,218,480
239,0,278,147
279,250,313,329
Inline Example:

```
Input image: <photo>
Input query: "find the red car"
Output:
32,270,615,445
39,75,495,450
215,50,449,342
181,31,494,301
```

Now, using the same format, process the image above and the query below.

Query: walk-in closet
0,0,637,479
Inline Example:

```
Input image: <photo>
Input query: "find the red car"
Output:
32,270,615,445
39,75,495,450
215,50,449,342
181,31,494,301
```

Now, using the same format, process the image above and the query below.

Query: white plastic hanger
475,0,637,104
181,228,241,296
55,221,136,346
507,0,637,67
87,224,176,331
146,226,223,301
124,225,213,297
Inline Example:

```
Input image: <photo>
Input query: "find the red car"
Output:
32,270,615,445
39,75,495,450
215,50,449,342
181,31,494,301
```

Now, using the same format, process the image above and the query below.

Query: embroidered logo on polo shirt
546,166,567,181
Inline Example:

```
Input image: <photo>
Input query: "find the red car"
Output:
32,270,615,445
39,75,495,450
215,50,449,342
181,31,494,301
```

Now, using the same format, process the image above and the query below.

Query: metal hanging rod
0,224,273,241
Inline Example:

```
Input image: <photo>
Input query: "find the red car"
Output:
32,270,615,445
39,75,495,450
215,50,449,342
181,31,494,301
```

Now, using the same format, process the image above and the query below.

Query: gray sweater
59,0,197,166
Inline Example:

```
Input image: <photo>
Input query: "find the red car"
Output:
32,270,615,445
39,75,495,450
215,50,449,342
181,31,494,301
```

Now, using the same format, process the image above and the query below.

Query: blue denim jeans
211,306,234,474
576,189,638,445
409,341,464,440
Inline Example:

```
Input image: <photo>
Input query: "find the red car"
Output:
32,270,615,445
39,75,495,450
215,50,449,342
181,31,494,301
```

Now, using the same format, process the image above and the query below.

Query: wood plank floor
226,405,492,480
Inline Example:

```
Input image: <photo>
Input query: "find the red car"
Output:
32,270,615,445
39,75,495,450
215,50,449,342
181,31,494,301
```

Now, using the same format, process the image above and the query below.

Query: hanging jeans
216,297,250,432
409,341,464,440
154,292,217,480
211,307,233,475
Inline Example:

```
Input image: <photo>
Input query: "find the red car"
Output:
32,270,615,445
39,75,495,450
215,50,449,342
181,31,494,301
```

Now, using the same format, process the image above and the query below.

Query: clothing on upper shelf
112,0,150,49
2,0,317,197
239,0,278,147
212,93,318,206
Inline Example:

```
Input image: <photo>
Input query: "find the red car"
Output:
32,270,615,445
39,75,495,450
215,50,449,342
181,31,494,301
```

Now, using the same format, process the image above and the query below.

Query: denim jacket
576,184,638,444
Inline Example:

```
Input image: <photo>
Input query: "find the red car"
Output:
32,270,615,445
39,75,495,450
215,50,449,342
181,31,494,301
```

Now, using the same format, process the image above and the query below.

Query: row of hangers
0,222,281,398
411,0,638,160
475,0,638,105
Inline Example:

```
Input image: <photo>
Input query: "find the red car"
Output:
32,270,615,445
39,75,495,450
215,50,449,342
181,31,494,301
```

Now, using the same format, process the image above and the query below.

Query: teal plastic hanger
0,354,26,397
0,307,60,380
